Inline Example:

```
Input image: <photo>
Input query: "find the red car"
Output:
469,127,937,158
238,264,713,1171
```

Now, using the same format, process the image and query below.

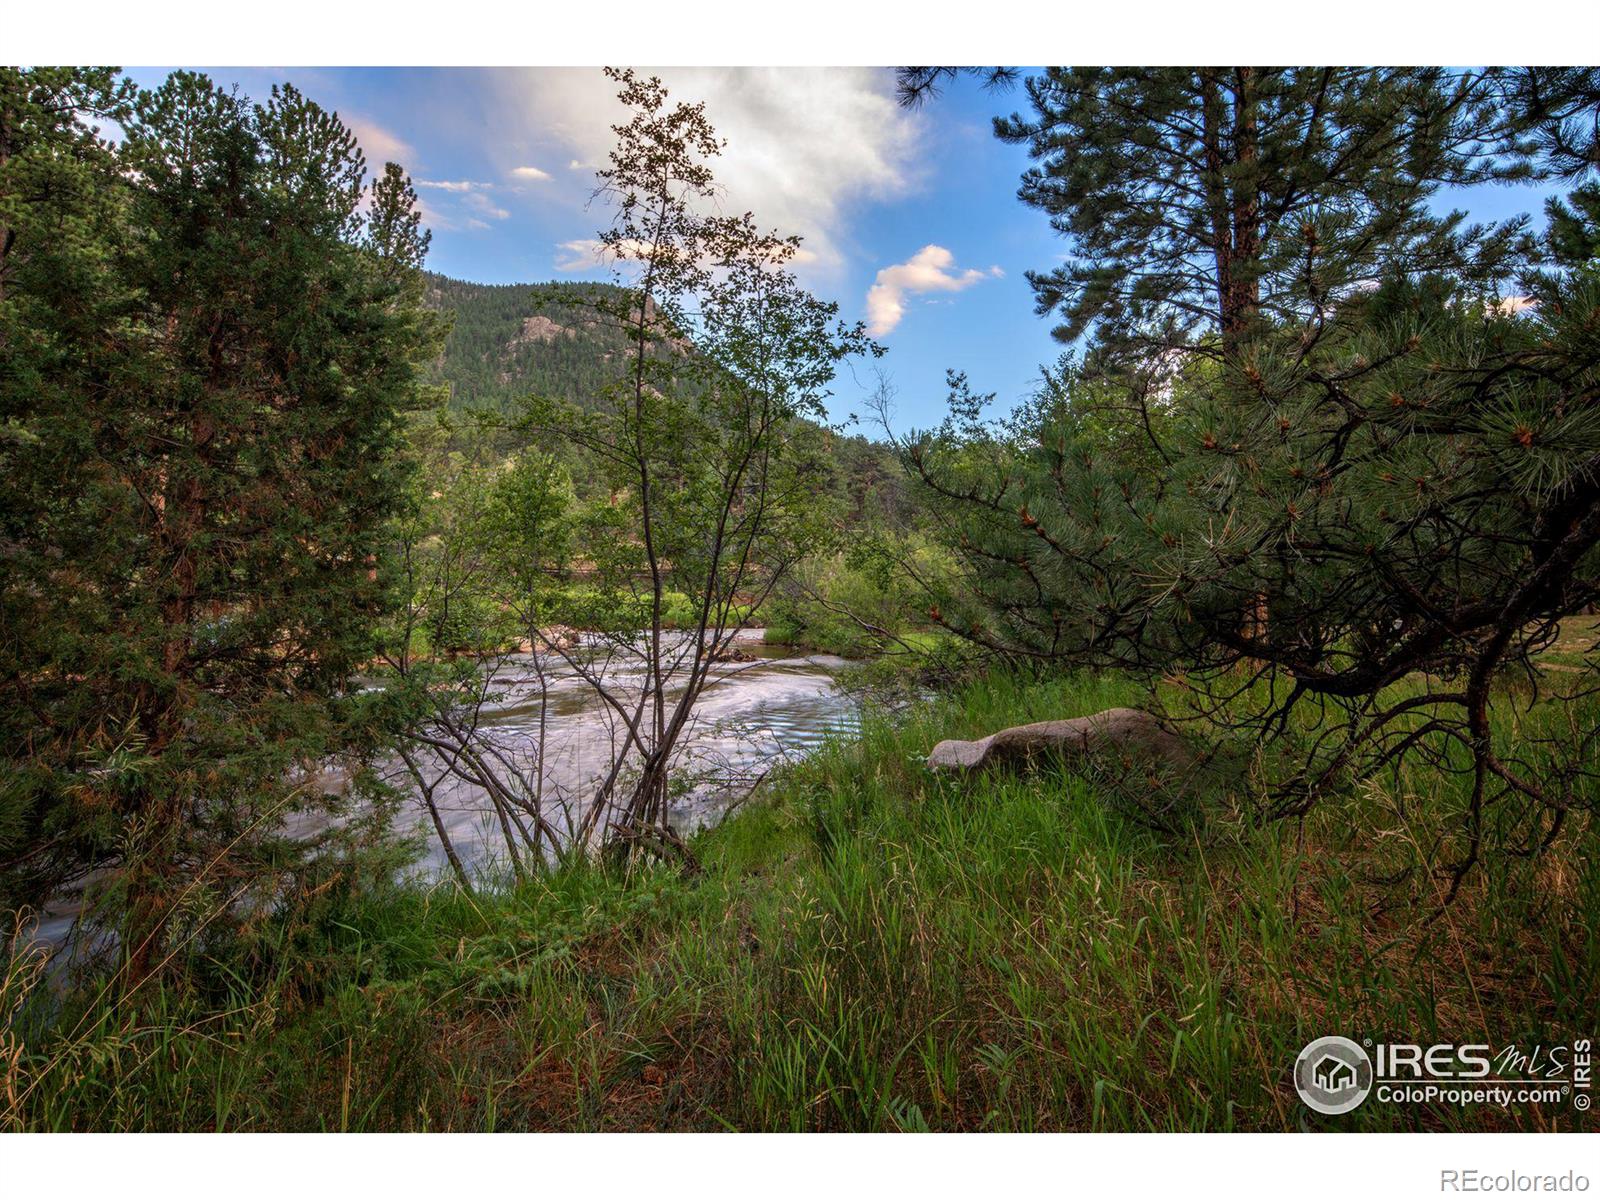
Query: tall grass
3,670,1594,1130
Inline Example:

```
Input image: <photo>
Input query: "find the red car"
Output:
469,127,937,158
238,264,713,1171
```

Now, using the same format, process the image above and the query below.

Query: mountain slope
423,271,912,521
423,273,633,411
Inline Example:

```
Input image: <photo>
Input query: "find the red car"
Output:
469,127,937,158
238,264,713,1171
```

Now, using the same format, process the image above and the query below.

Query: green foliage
0,68,438,956
7,63,1595,1135
1496,67,1600,183
907,269,1600,876
468,69,883,846
764,532,951,658
892,68,1600,888
1544,184,1600,268
0,68,137,897
987,67,1522,357
421,274,636,414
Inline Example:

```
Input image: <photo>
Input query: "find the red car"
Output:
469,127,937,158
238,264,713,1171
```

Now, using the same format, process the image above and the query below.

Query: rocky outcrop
511,314,573,345
927,707,1196,774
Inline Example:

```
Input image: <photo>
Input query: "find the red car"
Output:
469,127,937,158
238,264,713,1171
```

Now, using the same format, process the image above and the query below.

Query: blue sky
126,66,1560,433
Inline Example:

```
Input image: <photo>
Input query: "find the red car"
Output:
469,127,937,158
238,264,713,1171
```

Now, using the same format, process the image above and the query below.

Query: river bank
17,628,857,956
6,669,1593,1132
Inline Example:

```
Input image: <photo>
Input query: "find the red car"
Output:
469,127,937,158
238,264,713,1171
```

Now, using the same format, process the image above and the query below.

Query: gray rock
926,707,1195,774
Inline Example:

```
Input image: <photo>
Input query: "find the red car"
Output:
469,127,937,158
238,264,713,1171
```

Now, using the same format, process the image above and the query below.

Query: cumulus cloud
865,246,1001,336
553,237,820,274
509,165,552,182
486,67,926,274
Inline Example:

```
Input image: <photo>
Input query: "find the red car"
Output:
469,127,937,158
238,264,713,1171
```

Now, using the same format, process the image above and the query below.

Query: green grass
1532,613,1600,671
762,617,953,661
4,670,1595,1131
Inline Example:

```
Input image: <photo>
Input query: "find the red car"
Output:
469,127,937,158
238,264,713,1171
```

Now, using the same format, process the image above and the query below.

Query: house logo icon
1313,1054,1356,1092
1294,1036,1374,1115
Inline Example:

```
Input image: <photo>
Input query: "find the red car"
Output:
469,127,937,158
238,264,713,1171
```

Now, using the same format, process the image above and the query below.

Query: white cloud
487,67,925,274
409,180,507,232
510,165,552,182
553,237,821,274
463,191,510,221
865,246,1001,336
416,179,493,193
554,239,610,271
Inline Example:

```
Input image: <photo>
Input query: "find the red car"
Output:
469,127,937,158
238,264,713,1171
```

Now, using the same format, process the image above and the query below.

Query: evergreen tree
0,70,438,976
905,68,1522,363
1498,67,1600,275
1,67,140,913
1543,184,1600,268
895,68,1600,890
1498,66,1600,181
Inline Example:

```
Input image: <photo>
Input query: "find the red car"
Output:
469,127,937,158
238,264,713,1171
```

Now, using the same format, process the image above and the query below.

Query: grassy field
3,671,1595,1132
1535,613,1600,670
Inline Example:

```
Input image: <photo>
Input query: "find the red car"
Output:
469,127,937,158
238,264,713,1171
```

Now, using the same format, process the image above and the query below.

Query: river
24,629,857,952
385,627,859,879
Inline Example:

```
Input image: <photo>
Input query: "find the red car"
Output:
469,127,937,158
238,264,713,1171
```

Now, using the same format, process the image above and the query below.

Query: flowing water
388,628,859,878
24,629,857,951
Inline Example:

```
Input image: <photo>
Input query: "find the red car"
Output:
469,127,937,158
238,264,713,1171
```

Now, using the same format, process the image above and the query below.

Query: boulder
926,707,1195,774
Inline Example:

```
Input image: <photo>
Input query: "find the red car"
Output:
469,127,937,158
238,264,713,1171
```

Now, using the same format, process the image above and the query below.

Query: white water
384,628,859,879
25,630,856,950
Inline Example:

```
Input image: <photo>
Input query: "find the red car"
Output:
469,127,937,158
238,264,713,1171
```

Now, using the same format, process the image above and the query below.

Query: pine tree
894,68,1600,891
1498,66,1600,182
1,67,140,912
907,68,1522,363
0,70,439,975
1543,185,1600,268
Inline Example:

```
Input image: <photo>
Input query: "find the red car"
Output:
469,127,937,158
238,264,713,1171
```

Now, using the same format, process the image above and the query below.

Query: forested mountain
423,270,912,522
422,273,635,410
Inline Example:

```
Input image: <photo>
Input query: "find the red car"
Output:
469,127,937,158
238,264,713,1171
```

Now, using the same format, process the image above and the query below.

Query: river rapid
23,629,856,953
385,627,858,879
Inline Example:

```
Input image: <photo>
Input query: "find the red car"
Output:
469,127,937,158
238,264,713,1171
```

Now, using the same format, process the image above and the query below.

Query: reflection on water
388,629,857,880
